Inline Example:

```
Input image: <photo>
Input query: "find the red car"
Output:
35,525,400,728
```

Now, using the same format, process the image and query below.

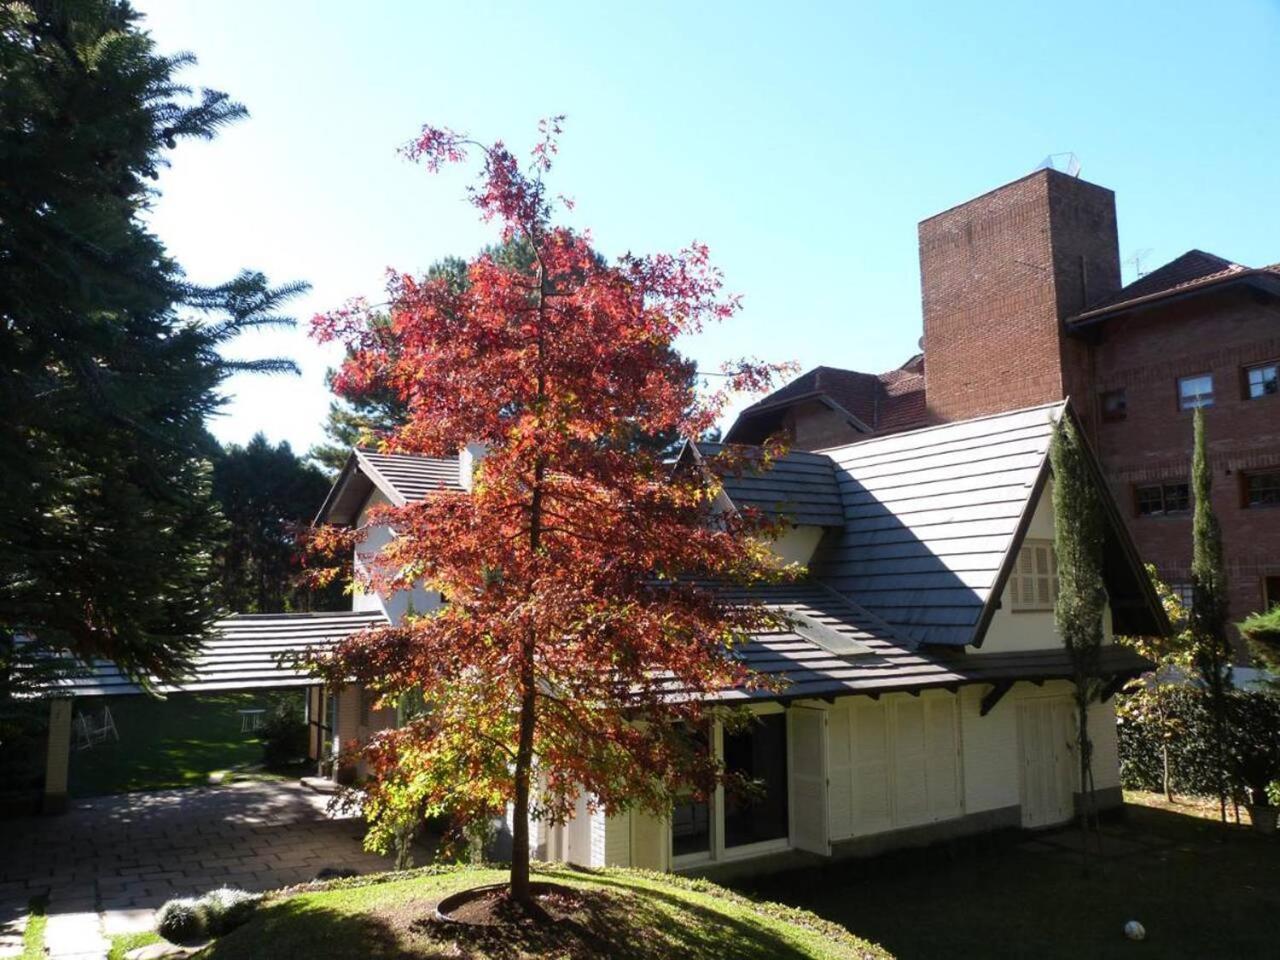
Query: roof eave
1069,271,1280,329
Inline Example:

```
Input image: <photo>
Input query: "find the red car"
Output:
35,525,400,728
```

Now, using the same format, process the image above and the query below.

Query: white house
42,400,1163,880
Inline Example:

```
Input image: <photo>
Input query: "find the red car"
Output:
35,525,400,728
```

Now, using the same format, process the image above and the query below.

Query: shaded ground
0,780,415,960
68,692,300,798
734,798,1280,960
201,865,891,960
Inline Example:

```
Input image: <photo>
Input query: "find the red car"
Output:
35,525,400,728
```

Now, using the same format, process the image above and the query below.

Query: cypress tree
1189,408,1233,821
0,1,304,681
1049,413,1108,861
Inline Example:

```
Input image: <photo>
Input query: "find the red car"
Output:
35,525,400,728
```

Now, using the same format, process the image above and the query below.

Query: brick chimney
918,168,1121,424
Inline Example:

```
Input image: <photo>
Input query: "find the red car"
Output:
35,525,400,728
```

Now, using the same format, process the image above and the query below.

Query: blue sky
136,0,1280,455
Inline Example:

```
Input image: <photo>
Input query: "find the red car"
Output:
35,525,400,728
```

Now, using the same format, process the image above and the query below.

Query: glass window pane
1246,472,1280,508
1247,364,1278,399
1178,374,1214,410
671,796,712,857
671,725,712,858
1164,483,1190,514
1136,485,1164,516
723,713,789,848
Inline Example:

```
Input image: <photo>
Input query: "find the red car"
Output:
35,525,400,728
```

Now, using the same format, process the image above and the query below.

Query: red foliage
308,119,792,896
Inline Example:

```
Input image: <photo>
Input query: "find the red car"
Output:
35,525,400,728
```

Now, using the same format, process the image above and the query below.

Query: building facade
729,167,1280,635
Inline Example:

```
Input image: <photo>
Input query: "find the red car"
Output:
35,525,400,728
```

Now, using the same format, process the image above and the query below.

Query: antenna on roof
1125,248,1155,279
1034,152,1082,178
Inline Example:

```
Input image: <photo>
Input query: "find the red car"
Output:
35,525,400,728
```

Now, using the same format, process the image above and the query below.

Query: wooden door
1018,699,1076,828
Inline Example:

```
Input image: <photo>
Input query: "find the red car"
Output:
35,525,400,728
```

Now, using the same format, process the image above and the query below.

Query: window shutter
851,699,892,835
1011,541,1058,611
827,706,854,841
891,697,929,827
925,695,961,821
787,706,830,855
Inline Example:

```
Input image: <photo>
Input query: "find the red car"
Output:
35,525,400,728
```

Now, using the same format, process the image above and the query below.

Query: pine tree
1049,413,1108,862
212,435,344,614
1189,408,1233,821
0,1,304,681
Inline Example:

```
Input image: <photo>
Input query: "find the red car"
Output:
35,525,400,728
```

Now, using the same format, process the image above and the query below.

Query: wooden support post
1099,674,1128,703
979,680,1014,717
43,698,72,815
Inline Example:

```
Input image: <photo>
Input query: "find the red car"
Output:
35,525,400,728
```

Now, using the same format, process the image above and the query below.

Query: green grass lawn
68,691,302,798
199,864,892,960
734,797,1280,960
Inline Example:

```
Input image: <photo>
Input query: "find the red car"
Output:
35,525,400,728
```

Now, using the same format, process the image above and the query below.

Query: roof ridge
812,399,1065,455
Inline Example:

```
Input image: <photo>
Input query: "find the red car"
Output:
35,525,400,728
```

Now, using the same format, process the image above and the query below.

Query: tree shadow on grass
201,878,826,960
200,898,406,960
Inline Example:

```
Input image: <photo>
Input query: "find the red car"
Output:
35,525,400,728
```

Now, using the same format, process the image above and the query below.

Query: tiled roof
686,582,1148,704
729,361,928,440
355,449,464,504
1072,250,1280,324
316,449,464,525
813,403,1063,647
39,610,388,697
692,442,845,527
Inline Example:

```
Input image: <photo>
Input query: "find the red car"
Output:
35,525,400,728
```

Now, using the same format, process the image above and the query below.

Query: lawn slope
201,863,891,960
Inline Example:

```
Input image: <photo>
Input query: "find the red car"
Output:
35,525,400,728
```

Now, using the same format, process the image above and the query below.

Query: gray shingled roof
41,610,388,697
674,581,1149,704
692,442,845,527
813,402,1063,647
316,449,463,525
356,449,464,504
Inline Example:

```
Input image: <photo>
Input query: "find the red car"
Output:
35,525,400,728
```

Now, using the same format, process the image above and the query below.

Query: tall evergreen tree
1049,413,1107,860
1189,408,1233,821
212,435,344,614
0,0,304,681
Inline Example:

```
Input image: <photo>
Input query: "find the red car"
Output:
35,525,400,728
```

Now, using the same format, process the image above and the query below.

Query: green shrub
256,694,308,768
200,887,261,936
1118,684,1280,802
154,897,208,943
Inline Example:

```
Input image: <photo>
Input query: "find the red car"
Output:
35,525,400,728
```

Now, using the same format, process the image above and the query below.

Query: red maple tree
309,117,791,906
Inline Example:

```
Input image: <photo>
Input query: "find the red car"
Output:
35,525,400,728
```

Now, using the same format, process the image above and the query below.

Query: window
1101,388,1127,422
1178,373,1214,410
1246,362,1279,400
1009,540,1057,611
671,726,712,860
1244,471,1280,509
722,713,789,849
671,712,791,864
1169,582,1194,613
1135,481,1190,517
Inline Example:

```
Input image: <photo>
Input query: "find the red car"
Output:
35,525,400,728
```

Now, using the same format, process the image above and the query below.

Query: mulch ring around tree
406,882,659,958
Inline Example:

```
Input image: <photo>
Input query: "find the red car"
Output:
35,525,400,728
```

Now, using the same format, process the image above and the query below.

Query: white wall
353,488,442,624
981,478,1116,654
769,524,825,566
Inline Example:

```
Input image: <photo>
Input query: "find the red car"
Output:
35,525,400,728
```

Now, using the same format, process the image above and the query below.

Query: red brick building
727,167,1280,633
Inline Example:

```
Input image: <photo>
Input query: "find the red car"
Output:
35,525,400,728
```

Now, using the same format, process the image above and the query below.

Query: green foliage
1238,604,1280,674
0,0,305,682
1049,413,1107,835
154,897,209,943
1188,409,1233,812
201,887,262,936
256,694,309,769
1118,685,1280,804
212,434,343,613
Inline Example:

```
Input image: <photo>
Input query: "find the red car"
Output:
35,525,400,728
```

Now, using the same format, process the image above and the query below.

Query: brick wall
919,168,1120,425
1085,289,1280,630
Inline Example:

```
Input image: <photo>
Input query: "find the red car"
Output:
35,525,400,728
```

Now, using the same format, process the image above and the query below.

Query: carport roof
42,610,388,697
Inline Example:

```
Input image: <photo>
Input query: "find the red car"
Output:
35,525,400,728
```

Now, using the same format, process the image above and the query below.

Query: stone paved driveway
0,780,403,959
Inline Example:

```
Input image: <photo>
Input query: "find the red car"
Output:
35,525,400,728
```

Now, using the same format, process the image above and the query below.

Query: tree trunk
509,662,537,906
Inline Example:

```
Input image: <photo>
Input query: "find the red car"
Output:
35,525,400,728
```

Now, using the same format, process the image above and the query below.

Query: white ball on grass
1123,920,1146,941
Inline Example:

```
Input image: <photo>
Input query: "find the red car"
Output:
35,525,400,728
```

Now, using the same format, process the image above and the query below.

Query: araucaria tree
1049,414,1108,856
1188,408,1233,821
0,0,303,681
310,118,786,907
